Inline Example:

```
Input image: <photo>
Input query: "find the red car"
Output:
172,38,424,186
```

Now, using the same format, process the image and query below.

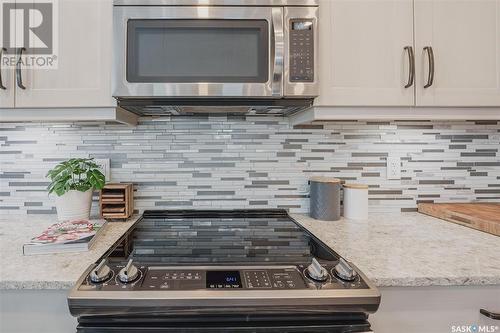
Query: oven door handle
270,8,284,97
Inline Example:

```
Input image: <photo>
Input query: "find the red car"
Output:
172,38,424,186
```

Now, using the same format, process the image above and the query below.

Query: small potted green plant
46,158,105,221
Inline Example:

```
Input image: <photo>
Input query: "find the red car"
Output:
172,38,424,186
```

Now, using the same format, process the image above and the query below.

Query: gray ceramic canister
309,177,341,221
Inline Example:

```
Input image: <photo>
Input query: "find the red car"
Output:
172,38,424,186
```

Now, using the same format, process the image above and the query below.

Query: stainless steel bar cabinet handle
423,46,434,88
0,47,7,90
480,308,500,320
404,46,415,88
16,47,27,90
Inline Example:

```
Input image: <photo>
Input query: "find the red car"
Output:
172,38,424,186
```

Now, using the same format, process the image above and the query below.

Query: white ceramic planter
55,189,93,221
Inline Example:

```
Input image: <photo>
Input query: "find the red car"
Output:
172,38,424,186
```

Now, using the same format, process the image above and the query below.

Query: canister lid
310,177,341,184
343,183,369,189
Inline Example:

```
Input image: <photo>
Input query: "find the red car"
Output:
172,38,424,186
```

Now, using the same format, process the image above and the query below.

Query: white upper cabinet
315,0,415,106
0,1,14,109
415,0,500,106
3,0,115,109
317,0,500,108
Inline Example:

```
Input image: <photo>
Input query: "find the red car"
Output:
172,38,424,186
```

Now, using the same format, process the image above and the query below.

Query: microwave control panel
289,19,314,82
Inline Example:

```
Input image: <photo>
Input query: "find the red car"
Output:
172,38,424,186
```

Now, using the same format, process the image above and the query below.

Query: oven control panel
137,268,308,290
289,19,314,82
78,263,369,291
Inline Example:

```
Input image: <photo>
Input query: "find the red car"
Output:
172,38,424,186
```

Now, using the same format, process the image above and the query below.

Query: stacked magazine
23,219,106,255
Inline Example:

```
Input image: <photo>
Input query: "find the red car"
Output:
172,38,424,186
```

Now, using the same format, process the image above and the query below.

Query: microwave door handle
271,8,284,97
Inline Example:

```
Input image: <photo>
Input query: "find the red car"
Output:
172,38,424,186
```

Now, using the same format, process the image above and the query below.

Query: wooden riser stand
100,183,133,220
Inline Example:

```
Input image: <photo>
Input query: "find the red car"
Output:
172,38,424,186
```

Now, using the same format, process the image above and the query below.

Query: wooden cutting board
418,203,500,236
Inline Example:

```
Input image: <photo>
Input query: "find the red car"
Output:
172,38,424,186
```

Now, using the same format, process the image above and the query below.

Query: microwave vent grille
116,98,313,117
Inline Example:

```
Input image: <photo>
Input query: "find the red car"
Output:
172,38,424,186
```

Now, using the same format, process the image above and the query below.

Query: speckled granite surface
1,213,499,289
0,215,141,290
291,213,500,287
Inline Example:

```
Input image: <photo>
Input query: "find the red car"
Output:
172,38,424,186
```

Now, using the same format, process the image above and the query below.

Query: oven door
113,6,283,98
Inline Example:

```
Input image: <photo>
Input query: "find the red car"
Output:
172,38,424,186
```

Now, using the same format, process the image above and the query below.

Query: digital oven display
292,21,313,31
206,271,242,289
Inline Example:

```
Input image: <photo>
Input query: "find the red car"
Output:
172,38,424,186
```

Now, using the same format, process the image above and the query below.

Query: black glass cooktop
109,209,338,265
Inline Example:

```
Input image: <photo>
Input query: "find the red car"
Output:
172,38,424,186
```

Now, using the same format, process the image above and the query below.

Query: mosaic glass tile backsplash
1,116,499,216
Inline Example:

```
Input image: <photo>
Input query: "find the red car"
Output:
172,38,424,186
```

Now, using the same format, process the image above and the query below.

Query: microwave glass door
114,7,283,98
127,20,269,83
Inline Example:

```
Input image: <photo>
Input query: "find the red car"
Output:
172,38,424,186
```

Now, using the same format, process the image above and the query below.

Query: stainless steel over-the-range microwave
113,0,319,116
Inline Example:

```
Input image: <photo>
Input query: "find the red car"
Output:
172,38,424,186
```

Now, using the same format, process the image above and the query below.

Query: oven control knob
306,258,329,282
333,258,358,282
118,259,139,283
90,259,112,284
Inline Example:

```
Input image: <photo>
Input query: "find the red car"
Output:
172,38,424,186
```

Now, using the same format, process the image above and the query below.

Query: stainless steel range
68,210,380,332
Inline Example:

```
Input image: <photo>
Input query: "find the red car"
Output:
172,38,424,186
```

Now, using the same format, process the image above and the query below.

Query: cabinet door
0,1,14,108
415,0,500,106
0,53,15,108
15,0,115,108
315,0,414,106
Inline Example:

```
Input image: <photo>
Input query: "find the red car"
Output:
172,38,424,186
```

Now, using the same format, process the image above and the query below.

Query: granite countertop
0,215,141,290
291,213,500,287
1,212,499,290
